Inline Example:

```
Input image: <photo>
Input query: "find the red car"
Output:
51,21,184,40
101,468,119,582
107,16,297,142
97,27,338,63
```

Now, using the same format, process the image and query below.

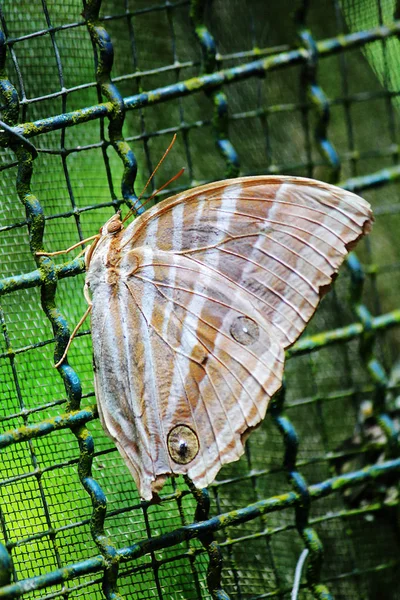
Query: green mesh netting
0,1,400,599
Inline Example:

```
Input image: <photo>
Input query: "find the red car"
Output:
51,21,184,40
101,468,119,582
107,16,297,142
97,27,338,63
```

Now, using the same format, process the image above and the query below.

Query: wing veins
134,259,305,335
173,357,215,476
144,277,283,371
149,236,322,296
178,221,330,281
257,226,337,268
183,248,315,311
143,283,266,420
121,281,171,476
214,226,337,270
97,294,154,466
218,247,318,294
134,272,294,341
210,194,365,230
179,225,334,279
209,206,359,239
259,231,335,277
179,218,338,272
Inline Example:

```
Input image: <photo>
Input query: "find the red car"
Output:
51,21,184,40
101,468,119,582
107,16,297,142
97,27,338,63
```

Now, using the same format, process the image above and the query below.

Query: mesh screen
0,0,400,599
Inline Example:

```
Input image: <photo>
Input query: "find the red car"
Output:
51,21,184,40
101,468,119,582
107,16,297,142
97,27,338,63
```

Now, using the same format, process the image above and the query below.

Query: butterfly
71,174,373,501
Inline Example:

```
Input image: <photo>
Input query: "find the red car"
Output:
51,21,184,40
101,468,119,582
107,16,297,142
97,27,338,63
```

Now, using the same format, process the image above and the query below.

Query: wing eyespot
167,425,199,465
230,316,260,346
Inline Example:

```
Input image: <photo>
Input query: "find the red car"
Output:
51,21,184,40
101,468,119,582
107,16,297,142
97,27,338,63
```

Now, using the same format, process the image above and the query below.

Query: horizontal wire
0,86,396,153
1,152,400,240
2,21,398,142
1,376,400,427
0,457,398,599
0,309,398,405
5,497,397,594
2,1,190,46
0,425,389,492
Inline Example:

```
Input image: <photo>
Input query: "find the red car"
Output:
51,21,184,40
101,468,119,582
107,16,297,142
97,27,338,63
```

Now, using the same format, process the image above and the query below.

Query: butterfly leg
36,234,99,258
54,284,92,368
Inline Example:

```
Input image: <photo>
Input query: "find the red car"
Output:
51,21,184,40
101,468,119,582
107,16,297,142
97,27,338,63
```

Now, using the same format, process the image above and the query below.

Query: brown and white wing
92,176,372,499
124,175,373,348
91,249,284,500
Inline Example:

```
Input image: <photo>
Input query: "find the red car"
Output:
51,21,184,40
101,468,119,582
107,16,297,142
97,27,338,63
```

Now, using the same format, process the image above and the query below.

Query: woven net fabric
0,0,399,599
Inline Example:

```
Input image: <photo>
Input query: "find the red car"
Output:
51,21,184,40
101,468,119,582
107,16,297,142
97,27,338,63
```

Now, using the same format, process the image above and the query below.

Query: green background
0,0,400,598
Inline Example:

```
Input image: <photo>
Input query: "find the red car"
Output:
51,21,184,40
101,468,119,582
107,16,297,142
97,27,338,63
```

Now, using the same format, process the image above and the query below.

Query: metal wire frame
0,0,400,598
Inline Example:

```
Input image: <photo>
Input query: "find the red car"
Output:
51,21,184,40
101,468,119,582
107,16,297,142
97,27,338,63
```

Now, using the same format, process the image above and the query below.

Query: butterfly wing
90,249,284,500
88,176,373,499
126,176,373,348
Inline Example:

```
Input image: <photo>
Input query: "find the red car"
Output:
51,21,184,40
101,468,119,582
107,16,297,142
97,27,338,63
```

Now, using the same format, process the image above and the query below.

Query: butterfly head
84,212,124,271
100,211,124,236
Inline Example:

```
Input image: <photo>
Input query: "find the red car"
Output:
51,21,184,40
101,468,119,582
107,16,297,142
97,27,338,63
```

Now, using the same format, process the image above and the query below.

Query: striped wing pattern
87,176,373,500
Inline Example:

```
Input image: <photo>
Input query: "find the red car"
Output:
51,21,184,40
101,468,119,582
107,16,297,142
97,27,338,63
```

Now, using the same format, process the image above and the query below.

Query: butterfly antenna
123,133,178,224
140,167,185,210
118,167,185,252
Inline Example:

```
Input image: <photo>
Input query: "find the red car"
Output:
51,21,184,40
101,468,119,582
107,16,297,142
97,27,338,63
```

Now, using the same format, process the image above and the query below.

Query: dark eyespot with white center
167,425,199,465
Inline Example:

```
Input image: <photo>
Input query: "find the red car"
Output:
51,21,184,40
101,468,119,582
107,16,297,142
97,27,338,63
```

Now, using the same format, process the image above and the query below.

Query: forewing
124,176,373,347
92,248,284,500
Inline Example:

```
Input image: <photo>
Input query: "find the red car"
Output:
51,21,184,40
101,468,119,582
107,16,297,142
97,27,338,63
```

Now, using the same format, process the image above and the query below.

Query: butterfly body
86,176,373,500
